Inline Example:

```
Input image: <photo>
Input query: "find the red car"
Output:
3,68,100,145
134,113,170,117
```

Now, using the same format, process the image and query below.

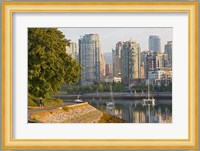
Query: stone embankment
30,102,103,123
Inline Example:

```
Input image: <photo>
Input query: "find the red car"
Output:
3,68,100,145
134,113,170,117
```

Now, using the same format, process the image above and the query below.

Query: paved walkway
28,102,75,114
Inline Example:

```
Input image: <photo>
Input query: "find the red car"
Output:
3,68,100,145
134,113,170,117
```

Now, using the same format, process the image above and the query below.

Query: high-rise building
106,64,113,77
155,52,169,69
140,62,145,78
144,51,169,79
149,35,161,52
100,54,106,78
143,51,156,79
66,42,78,60
140,51,149,78
164,41,172,66
112,49,116,76
146,52,156,71
79,34,100,85
140,51,147,65
121,40,141,83
112,41,123,77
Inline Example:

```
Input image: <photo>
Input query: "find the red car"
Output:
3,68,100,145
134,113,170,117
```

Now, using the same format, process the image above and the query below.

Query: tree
113,82,124,92
97,83,103,92
88,86,94,92
28,28,81,98
103,83,110,92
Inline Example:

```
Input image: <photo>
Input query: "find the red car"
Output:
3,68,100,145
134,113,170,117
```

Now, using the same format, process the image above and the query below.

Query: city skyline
59,27,172,53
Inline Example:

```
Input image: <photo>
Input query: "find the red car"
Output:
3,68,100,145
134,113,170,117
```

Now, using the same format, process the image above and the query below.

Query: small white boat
74,95,83,103
106,101,115,107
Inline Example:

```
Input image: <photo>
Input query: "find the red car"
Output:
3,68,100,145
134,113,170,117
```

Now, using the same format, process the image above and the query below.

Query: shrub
28,93,63,107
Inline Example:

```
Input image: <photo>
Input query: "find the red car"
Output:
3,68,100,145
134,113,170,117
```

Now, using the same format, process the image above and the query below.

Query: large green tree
28,28,81,98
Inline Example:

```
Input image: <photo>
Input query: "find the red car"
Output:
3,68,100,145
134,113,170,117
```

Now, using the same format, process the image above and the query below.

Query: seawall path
29,102,103,123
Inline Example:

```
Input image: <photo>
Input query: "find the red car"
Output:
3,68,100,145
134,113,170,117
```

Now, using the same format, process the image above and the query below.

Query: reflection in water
89,100,172,123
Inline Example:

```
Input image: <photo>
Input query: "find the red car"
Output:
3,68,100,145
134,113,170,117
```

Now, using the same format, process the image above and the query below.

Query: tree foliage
28,28,81,98
97,83,103,92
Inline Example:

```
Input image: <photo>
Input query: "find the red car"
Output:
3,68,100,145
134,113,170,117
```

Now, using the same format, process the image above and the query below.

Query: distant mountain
103,52,112,64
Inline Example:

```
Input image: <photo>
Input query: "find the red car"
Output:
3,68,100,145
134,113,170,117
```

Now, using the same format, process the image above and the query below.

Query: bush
28,93,63,107
43,98,63,107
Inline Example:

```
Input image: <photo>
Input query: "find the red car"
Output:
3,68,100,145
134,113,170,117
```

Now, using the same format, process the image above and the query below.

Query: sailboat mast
110,84,114,102
148,78,150,99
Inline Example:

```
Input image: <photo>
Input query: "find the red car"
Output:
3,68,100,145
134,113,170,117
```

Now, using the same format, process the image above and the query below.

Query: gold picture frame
2,2,198,150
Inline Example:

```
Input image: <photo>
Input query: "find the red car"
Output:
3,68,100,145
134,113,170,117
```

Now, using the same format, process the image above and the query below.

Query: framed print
2,1,198,150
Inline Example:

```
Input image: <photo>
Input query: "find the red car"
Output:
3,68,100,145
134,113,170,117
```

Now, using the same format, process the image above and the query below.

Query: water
87,99,172,123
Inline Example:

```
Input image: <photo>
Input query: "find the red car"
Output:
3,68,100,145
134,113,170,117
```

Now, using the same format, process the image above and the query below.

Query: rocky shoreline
29,102,125,123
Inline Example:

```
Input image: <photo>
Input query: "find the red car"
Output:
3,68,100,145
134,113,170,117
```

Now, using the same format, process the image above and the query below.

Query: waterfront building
66,42,78,60
164,41,172,66
121,40,141,83
149,35,161,52
102,77,113,83
143,51,169,79
113,77,121,83
148,67,172,85
79,34,101,85
148,70,166,80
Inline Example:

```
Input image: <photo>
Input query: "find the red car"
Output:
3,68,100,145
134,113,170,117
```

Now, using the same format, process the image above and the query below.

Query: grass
28,93,63,107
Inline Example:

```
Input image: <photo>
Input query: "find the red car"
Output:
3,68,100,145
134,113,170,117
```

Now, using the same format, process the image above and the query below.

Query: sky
58,27,172,54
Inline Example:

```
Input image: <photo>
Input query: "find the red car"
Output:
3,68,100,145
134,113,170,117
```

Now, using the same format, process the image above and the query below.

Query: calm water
87,99,172,123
